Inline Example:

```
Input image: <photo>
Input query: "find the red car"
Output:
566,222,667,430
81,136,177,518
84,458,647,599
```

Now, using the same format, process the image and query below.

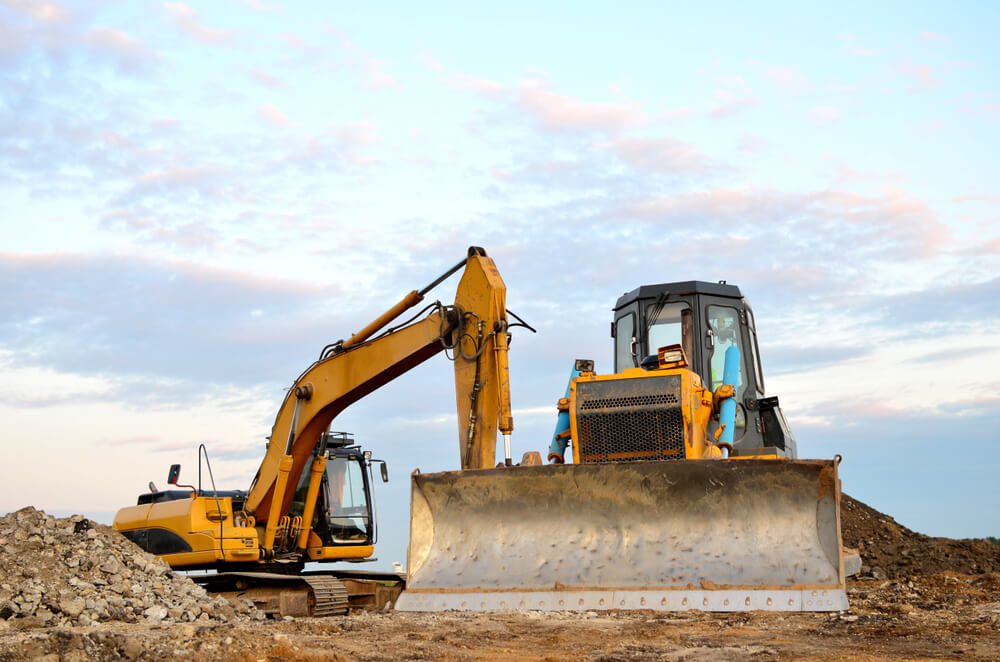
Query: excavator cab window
323,456,373,544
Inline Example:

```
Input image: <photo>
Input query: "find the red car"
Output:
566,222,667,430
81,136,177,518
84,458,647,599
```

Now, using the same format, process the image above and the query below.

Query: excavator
397,278,859,612
113,247,520,616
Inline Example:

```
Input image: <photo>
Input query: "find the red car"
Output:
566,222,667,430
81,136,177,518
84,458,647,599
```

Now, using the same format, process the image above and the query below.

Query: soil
840,494,1000,579
0,495,997,661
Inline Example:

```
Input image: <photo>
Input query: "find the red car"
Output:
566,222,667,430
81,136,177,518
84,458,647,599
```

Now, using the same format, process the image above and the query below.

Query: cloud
919,30,949,43
859,277,1000,330
279,120,382,170
764,345,873,375
337,36,400,89
232,0,281,12
447,73,504,98
0,251,341,386
612,186,948,264
515,78,644,132
83,27,155,70
603,136,717,175
810,105,840,126
163,2,232,44
257,103,290,126
2,0,70,23
708,88,757,118
417,53,444,71
895,57,939,89
736,133,768,155
658,107,693,121
837,33,880,57
249,69,285,89
763,66,809,94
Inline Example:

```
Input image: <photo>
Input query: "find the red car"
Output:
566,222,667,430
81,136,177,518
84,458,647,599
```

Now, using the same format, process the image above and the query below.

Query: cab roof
614,280,744,311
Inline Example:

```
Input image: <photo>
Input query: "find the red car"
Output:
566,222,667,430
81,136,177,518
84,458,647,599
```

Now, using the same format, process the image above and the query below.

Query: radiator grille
576,375,686,463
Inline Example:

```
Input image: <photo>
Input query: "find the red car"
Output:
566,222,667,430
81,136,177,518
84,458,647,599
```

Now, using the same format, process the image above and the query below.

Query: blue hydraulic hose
548,364,583,462
718,345,741,447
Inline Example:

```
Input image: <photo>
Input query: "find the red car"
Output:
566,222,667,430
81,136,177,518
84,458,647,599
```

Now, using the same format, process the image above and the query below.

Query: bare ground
2,495,998,660
1,573,998,661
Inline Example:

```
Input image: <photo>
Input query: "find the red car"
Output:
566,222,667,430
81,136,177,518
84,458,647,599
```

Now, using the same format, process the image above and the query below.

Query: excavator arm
243,248,514,543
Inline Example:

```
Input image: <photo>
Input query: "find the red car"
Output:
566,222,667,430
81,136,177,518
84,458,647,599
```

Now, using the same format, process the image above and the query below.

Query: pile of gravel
0,507,260,626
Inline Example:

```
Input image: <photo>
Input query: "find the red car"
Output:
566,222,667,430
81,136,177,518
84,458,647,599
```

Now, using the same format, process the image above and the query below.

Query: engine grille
576,375,685,463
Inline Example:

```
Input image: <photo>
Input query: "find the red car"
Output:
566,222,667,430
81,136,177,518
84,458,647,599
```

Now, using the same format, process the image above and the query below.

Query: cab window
746,306,765,395
645,302,690,358
615,313,635,372
324,457,372,543
707,305,746,435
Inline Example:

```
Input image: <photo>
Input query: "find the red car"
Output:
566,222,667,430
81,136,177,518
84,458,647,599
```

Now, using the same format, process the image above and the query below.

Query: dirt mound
0,507,260,627
841,493,1000,579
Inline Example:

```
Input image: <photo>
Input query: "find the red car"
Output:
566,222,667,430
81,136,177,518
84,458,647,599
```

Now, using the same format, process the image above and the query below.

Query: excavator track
301,575,349,616
193,572,349,617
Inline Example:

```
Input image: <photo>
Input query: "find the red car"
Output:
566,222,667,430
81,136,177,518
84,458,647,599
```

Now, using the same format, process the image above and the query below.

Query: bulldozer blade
396,459,848,612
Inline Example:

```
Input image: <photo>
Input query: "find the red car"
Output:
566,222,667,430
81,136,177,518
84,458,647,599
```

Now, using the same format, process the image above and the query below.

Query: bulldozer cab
611,280,797,457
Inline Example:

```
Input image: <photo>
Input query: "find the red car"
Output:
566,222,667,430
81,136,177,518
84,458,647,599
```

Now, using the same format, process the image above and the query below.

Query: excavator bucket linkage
396,459,848,612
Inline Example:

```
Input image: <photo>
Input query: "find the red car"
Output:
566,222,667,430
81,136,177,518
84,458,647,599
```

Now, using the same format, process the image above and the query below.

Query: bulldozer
396,278,858,612
113,247,521,616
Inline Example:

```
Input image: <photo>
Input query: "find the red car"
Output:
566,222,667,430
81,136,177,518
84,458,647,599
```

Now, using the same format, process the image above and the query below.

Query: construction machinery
396,279,857,612
113,247,522,616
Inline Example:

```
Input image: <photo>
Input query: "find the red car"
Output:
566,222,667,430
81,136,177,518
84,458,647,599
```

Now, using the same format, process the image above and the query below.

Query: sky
1,1,998,571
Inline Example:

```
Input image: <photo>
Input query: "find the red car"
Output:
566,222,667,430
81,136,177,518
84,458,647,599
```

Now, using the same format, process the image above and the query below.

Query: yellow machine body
113,495,262,566
569,366,725,464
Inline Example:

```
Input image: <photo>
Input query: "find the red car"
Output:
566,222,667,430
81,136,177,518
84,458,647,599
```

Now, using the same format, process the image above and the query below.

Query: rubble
0,507,259,626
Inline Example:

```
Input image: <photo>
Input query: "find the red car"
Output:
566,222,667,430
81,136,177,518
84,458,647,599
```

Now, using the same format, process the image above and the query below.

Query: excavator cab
288,431,386,549
611,280,797,457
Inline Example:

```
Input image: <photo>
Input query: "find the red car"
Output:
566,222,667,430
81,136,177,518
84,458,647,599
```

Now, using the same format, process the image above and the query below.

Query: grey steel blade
397,459,846,612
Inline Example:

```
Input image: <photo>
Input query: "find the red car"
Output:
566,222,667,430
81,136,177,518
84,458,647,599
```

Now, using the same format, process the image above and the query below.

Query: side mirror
379,463,389,483
167,464,181,485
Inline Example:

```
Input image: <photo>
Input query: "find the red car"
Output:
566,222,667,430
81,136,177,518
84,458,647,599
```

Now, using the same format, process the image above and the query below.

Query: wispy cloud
895,57,940,89
163,2,232,44
762,66,810,94
603,136,718,175
810,105,840,126
248,69,285,89
257,103,290,126
2,0,70,23
919,30,949,43
83,26,156,71
708,88,757,118
447,73,504,97
515,77,644,132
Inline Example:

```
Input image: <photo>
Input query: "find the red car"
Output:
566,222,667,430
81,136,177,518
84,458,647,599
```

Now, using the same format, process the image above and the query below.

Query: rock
144,605,169,622
59,597,86,618
99,559,121,574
